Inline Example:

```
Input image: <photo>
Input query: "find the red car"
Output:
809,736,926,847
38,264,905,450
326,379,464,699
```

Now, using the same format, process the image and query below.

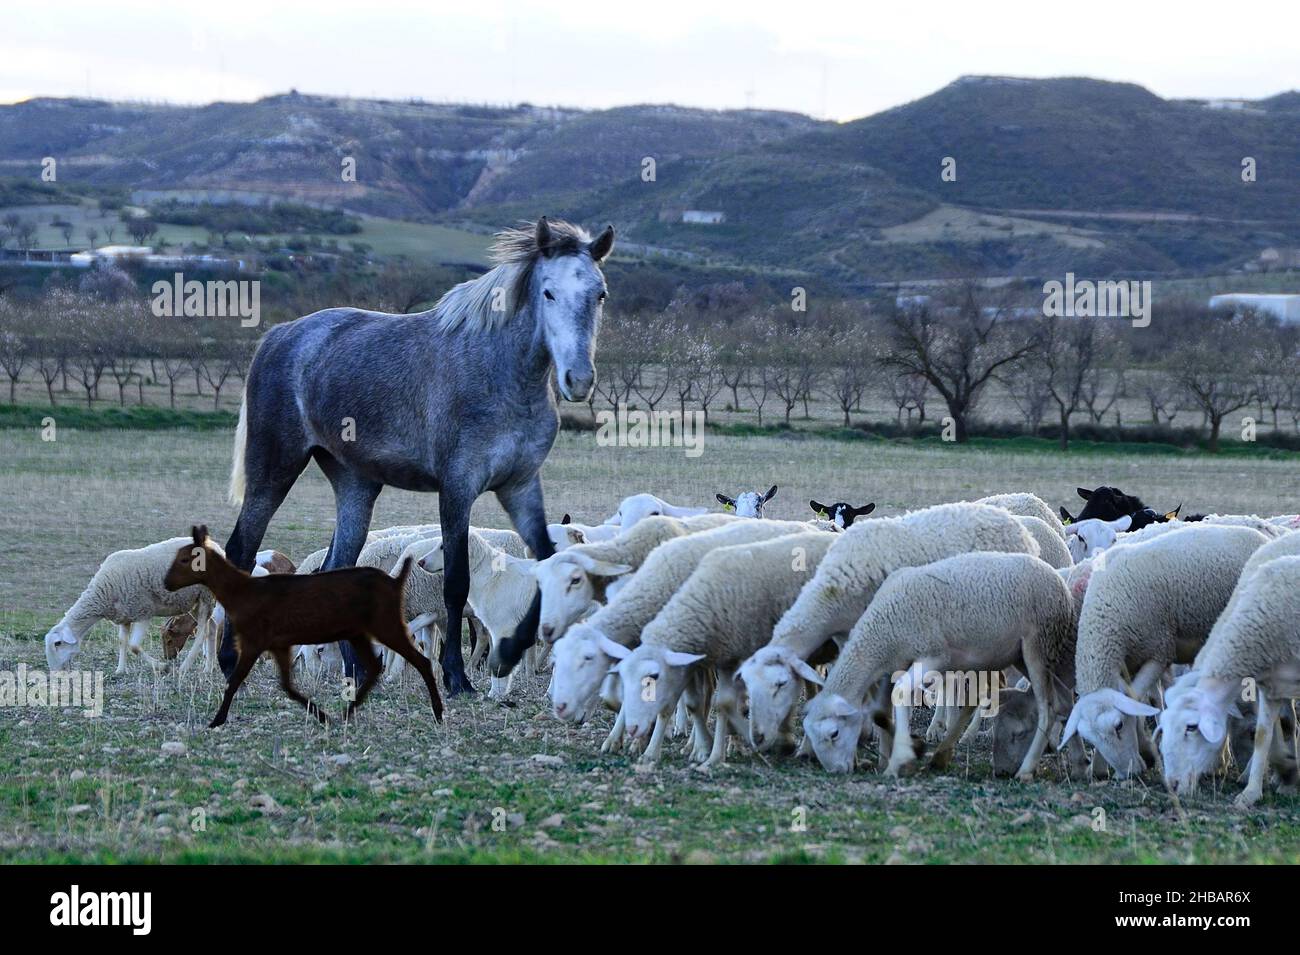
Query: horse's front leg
438,490,476,697
320,473,382,679
490,473,555,678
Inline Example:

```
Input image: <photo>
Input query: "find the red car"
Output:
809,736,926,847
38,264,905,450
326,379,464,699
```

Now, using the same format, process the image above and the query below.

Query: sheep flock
40,484,1300,809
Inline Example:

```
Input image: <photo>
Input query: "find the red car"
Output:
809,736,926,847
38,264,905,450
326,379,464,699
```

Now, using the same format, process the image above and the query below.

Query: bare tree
0,301,29,403
1174,314,1258,452
885,371,928,427
880,282,1039,443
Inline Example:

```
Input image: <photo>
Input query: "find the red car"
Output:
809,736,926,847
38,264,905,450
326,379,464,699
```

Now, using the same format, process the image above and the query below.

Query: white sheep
739,502,1039,751
1064,515,1132,563
45,537,223,675
1016,515,1072,569
608,531,837,766
1196,514,1291,539
548,518,819,739
1158,553,1300,805
1061,524,1269,777
976,492,1067,538
533,512,736,644
605,493,709,529
418,530,538,700
804,552,1077,777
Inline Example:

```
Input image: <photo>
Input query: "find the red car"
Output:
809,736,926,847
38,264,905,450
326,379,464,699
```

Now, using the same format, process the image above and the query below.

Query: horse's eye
543,289,555,301
598,290,607,302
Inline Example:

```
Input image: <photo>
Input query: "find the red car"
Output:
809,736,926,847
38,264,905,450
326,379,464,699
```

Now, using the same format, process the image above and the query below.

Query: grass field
2,427,1298,863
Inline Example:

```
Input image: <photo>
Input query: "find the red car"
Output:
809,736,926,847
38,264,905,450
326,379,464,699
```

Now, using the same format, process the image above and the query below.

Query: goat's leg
374,621,444,721
270,647,329,723
209,647,257,728
490,473,554,677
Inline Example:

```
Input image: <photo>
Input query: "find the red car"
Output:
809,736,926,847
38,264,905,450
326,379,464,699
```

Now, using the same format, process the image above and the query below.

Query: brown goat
164,525,442,728
162,550,296,661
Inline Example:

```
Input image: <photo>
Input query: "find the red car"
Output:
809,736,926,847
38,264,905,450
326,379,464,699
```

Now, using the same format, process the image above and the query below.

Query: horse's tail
228,390,248,506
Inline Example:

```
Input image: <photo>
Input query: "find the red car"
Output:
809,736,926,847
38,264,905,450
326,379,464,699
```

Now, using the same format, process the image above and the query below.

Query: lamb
809,500,875,529
548,518,820,735
418,529,540,700
1016,516,1072,568
607,531,837,766
163,525,441,727
605,493,709,529
1060,524,1269,777
716,485,778,518
1157,554,1300,805
802,552,1077,778
739,502,1039,751
976,492,1067,538
1064,515,1133,563
533,512,736,643
45,536,225,675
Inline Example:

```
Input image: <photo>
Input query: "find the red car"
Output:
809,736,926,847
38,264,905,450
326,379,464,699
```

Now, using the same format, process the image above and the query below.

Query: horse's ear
191,524,207,546
561,513,571,525
535,216,553,252
589,225,615,263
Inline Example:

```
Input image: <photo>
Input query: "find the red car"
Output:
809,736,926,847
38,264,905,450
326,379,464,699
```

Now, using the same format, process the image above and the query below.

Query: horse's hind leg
220,477,303,676
316,458,383,679
437,486,477,697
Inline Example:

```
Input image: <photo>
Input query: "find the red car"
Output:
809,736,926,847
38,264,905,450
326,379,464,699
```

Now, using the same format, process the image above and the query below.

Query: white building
681,210,725,225
1208,293,1300,325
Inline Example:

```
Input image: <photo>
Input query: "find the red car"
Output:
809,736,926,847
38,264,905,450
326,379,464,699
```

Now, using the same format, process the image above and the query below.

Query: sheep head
550,626,625,722
1061,688,1158,778
615,644,705,740
739,645,824,751
717,485,777,518
1156,673,1240,796
803,691,864,773
44,622,81,672
532,552,631,644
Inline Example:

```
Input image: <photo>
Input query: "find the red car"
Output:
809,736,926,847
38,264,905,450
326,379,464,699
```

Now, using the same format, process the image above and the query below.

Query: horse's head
529,216,614,402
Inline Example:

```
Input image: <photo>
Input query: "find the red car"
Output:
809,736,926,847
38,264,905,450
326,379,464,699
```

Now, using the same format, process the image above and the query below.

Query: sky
2,0,1297,121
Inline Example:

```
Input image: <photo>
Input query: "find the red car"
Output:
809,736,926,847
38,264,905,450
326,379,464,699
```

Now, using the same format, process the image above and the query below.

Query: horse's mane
433,219,592,333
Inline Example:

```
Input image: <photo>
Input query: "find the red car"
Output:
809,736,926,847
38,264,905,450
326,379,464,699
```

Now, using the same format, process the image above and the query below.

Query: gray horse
222,217,614,696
